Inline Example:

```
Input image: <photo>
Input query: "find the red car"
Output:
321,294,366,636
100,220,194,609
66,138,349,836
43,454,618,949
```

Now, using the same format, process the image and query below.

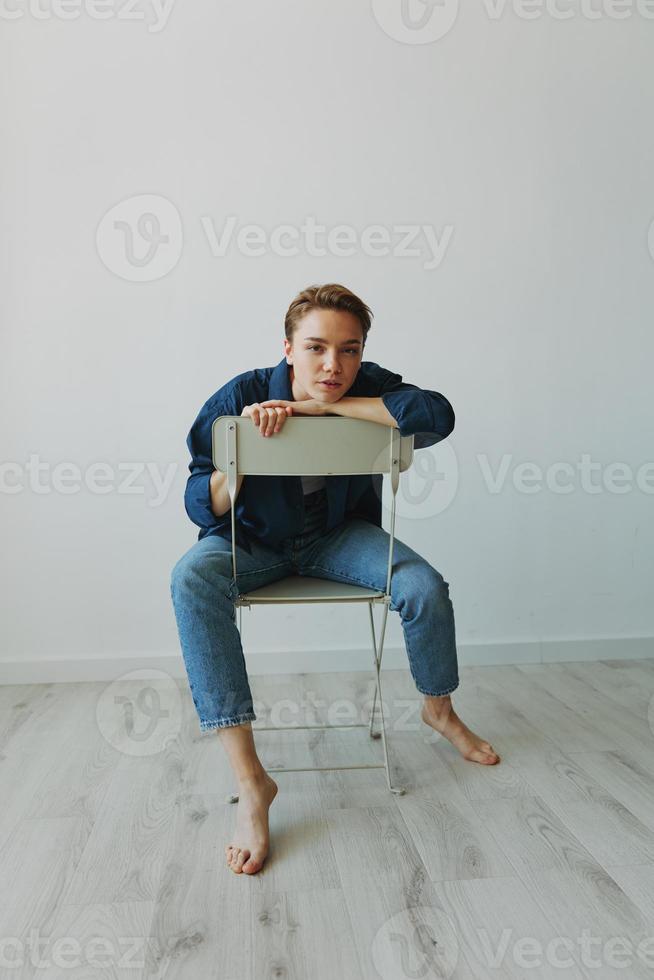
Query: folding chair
212,414,415,798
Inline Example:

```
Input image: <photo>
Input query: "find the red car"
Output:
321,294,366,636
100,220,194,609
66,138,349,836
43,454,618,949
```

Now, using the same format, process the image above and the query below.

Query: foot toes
242,856,262,874
468,746,499,764
234,849,249,872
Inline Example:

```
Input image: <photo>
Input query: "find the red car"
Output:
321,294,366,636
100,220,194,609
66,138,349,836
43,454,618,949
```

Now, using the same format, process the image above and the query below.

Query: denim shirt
183,356,455,551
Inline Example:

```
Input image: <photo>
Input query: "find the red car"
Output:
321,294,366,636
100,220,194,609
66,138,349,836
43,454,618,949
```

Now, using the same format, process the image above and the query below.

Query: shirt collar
269,357,294,401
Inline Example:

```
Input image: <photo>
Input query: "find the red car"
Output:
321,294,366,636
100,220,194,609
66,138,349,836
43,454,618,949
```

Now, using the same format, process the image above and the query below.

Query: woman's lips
320,381,341,387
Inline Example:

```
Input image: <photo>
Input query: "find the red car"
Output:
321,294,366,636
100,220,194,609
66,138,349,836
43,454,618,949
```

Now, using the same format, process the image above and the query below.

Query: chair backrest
212,416,415,595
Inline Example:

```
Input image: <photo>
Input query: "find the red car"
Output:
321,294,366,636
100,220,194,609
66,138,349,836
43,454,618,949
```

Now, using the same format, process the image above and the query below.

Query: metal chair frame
211,415,415,798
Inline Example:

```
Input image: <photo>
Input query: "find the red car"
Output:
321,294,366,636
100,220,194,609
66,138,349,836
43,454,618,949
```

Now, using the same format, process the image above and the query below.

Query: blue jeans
170,487,459,732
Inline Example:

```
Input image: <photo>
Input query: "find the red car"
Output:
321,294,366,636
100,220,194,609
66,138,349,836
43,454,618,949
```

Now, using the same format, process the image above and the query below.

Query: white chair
212,414,415,797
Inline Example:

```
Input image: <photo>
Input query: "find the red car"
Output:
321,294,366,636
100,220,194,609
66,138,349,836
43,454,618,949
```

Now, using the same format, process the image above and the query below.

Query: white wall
1,0,653,681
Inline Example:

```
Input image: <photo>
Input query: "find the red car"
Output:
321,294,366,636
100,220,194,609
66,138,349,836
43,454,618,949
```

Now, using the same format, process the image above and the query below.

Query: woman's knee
170,546,233,600
392,560,450,614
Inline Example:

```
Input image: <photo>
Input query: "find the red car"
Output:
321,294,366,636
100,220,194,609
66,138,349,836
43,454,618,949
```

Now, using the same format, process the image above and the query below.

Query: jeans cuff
415,680,459,697
199,712,256,732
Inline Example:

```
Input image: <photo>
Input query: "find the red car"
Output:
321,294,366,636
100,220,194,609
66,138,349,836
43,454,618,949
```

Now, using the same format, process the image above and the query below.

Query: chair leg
367,604,380,740
367,601,405,796
226,599,405,801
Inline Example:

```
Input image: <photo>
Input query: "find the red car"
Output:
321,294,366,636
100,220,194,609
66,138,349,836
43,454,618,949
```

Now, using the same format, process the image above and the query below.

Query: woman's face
284,308,364,403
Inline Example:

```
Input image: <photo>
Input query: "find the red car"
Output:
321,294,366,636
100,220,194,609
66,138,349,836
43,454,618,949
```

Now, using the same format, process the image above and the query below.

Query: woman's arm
209,470,245,518
324,396,399,428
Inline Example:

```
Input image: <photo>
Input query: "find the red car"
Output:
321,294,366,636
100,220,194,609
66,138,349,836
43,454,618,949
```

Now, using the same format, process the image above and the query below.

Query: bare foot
421,696,500,765
225,771,278,875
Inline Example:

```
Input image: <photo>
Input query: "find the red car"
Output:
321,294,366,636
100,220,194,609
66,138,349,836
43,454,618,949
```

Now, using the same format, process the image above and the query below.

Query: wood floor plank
251,889,363,980
516,663,654,771
320,863,464,979
2,664,653,980
314,764,403,809
602,658,654,682
0,684,105,854
517,864,654,979
21,704,122,826
25,900,156,980
565,661,653,718
604,864,654,926
0,817,88,945
175,687,241,799
472,794,603,878
390,721,534,804
325,801,429,889
0,683,55,755
260,770,346,893
481,665,621,754
542,793,654,870
254,724,381,775
394,791,515,882
568,750,654,835
144,795,252,980
439,678,613,808
56,737,186,907
434,875,585,979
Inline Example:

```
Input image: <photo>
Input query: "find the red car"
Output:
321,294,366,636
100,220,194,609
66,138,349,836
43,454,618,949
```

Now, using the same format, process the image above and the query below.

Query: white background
1,0,653,679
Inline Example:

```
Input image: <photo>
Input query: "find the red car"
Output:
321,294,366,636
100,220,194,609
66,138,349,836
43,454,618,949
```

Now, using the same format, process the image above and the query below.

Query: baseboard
0,635,652,685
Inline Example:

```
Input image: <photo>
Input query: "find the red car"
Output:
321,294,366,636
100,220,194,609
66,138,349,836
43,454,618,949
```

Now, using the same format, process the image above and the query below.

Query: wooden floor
1,659,654,979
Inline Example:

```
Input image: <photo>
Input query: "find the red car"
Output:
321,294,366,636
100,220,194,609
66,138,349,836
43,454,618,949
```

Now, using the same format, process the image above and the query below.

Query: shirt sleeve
377,368,455,450
183,383,244,529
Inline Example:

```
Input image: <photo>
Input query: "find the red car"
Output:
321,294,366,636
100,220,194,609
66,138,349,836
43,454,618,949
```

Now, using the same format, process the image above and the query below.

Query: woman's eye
307,346,358,354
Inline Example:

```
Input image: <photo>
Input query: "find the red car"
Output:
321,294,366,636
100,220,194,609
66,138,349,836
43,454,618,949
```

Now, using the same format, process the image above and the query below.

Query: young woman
171,283,499,876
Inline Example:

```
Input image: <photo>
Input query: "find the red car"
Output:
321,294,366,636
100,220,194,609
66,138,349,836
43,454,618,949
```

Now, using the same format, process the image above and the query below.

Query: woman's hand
241,399,326,437
241,402,293,437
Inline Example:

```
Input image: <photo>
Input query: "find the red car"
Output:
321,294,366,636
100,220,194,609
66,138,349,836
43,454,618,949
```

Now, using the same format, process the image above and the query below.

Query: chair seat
237,574,384,604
